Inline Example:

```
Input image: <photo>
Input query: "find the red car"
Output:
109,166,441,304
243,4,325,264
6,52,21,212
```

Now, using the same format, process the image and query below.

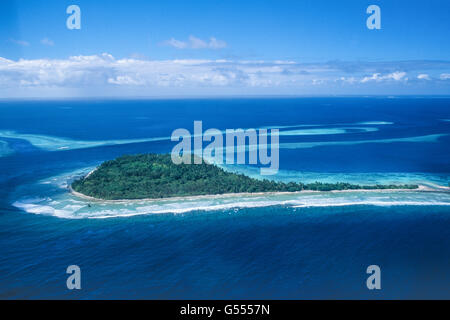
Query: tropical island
70,153,419,201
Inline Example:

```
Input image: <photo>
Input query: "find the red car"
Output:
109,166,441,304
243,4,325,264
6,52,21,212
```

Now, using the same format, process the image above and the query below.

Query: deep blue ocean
0,97,449,299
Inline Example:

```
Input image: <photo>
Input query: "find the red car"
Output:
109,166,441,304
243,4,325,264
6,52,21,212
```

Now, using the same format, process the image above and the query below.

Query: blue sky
1,0,450,97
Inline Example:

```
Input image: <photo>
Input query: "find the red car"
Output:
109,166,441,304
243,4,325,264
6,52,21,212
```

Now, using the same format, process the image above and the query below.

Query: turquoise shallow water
0,97,449,299
10,167,450,220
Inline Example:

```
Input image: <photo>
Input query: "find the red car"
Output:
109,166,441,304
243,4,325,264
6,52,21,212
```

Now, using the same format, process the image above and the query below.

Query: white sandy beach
68,183,448,204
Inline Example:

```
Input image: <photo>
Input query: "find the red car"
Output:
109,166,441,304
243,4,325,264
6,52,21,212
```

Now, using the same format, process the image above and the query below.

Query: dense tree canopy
71,154,418,200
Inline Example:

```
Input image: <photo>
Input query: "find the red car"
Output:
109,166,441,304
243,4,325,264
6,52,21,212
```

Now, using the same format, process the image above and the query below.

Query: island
70,153,419,201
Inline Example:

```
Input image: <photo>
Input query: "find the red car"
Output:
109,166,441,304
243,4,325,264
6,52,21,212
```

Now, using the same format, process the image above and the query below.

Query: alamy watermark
64,5,379,31
366,5,381,30
171,121,279,175
66,5,81,30
366,265,381,290
66,265,81,290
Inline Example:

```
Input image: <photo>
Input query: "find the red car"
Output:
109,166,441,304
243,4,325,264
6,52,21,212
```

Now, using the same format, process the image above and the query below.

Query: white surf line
292,200,450,208
68,183,449,205
15,194,450,220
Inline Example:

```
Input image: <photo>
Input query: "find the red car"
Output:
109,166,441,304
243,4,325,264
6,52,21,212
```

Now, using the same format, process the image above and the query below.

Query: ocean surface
0,97,449,299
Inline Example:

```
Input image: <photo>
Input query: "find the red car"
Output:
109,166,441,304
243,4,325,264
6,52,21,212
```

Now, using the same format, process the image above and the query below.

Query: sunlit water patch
263,121,393,129
354,121,393,125
279,127,378,136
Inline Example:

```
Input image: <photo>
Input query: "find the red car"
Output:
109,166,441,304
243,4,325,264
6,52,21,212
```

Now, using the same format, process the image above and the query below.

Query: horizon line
1,94,450,101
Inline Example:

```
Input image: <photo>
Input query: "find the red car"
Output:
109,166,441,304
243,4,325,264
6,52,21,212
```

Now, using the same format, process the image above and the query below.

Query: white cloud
0,54,309,89
10,39,30,47
188,36,208,49
163,38,188,49
417,74,430,80
207,37,227,49
388,71,407,81
162,35,227,49
1,55,450,97
361,71,406,83
108,75,145,86
361,73,381,83
339,77,357,84
41,38,55,46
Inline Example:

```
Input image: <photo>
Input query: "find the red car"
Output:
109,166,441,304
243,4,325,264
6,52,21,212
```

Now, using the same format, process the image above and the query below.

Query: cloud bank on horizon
1,54,450,97
161,35,227,50
2,0,450,97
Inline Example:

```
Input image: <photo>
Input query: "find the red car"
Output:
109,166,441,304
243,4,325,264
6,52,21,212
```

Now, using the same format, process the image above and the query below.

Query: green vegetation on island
71,153,419,200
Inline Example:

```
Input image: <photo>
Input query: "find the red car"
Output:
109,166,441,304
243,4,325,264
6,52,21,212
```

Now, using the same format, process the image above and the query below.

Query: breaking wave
11,168,450,219
12,191,450,220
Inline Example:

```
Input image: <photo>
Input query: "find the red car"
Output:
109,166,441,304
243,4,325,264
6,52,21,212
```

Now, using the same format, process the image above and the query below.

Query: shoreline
69,184,447,204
